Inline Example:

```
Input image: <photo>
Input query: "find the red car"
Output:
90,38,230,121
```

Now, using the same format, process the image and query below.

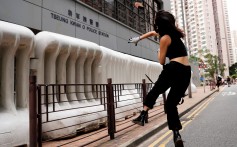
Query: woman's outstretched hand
128,36,140,46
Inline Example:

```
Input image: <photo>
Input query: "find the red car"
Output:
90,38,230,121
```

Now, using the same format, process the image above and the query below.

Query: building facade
184,0,218,57
0,0,170,62
0,0,170,146
212,0,232,76
171,0,232,76
231,30,237,64
0,0,174,146
221,0,234,66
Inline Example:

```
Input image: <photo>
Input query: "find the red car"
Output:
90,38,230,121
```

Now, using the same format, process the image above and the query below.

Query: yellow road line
159,120,192,147
150,96,215,147
158,135,172,147
148,130,172,147
158,144,166,147
149,121,185,147
194,98,214,117
187,97,213,119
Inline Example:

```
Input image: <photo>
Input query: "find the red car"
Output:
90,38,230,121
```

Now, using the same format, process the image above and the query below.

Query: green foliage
232,74,237,79
229,62,237,76
203,53,218,79
219,63,226,76
189,55,200,62
194,49,226,80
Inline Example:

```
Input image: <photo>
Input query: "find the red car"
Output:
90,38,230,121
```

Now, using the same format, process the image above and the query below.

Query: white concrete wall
0,21,34,147
0,21,196,146
34,31,164,140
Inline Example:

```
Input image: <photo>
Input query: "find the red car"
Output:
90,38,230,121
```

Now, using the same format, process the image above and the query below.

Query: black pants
143,61,191,130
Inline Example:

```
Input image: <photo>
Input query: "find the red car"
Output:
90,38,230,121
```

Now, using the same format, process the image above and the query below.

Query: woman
128,10,191,147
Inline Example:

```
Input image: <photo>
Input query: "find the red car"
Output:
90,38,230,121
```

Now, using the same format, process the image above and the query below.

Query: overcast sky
227,0,237,30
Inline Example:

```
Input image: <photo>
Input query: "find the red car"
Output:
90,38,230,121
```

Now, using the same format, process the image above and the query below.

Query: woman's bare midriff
170,56,190,66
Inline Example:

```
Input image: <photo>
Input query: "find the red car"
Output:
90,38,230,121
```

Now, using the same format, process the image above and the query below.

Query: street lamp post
181,0,192,98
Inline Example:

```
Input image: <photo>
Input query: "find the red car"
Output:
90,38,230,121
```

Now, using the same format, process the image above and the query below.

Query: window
79,0,163,34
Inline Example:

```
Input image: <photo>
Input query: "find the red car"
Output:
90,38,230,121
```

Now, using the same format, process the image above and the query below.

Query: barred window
79,0,163,34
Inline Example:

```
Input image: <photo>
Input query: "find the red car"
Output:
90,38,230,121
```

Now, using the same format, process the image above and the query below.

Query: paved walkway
43,86,221,147
96,86,219,147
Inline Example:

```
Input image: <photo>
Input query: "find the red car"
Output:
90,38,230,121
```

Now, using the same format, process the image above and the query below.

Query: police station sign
50,9,109,38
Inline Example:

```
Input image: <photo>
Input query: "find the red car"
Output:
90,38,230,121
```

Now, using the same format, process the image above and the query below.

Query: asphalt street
139,85,237,147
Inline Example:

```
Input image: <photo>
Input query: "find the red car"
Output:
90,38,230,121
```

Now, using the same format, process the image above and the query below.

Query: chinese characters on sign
50,9,109,38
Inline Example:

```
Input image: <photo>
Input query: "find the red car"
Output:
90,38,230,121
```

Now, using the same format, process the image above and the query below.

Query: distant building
231,30,237,64
212,0,232,76
170,0,218,57
171,0,232,76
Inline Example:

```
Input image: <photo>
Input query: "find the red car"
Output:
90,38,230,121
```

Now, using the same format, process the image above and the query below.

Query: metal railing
29,76,166,147
209,80,216,90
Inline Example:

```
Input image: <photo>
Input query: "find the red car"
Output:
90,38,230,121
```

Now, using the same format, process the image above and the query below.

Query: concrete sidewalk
44,86,220,147
93,86,219,147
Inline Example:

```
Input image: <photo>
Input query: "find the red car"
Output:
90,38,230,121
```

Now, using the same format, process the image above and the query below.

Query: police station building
0,0,172,146
0,0,170,61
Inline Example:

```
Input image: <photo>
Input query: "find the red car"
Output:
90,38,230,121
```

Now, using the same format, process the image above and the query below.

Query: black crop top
165,35,188,60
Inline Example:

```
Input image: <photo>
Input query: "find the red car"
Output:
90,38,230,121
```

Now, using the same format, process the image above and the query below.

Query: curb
122,90,217,147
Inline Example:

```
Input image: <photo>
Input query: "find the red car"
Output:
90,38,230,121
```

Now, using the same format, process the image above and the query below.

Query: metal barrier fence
29,76,166,147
